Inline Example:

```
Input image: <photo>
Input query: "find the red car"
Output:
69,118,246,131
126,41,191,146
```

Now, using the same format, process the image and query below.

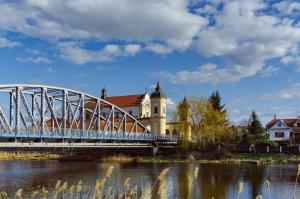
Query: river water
0,161,299,199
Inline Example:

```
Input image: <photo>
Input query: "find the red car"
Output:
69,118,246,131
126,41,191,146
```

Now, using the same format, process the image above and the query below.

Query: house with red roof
266,116,300,144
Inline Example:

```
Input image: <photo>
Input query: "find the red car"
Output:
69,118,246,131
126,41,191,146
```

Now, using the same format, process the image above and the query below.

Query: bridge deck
0,128,179,143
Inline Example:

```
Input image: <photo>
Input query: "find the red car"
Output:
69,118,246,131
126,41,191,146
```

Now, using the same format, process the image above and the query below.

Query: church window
166,129,170,135
154,106,158,114
172,129,178,135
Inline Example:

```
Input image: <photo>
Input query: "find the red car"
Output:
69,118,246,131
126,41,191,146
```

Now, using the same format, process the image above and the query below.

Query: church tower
178,97,192,148
150,82,167,136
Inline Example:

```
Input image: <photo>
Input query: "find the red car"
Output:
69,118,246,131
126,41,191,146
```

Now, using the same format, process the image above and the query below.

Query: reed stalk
14,189,22,199
266,180,271,199
293,164,300,199
237,182,243,199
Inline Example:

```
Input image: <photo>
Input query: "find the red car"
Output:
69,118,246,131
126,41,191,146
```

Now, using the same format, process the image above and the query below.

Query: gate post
279,145,282,153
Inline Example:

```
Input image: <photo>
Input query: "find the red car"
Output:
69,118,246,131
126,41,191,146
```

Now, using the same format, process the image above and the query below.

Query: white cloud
155,0,300,84
0,0,206,50
1,0,300,83
274,1,300,16
153,63,245,84
0,38,20,48
146,43,173,54
16,56,52,64
58,42,141,65
281,55,300,71
259,65,279,77
230,107,300,125
260,83,300,100
46,67,55,73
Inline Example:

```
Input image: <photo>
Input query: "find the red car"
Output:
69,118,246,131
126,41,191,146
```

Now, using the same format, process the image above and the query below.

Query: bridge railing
0,127,178,142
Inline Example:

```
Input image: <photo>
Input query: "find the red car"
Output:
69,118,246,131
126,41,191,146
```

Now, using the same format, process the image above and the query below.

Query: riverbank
0,151,300,164
0,151,62,160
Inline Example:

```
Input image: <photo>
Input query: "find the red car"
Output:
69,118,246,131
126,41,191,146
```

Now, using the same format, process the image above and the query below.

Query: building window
166,129,170,135
154,106,158,114
275,132,284,138
172,129,178,135
103,113,107,118
115,112,119,118
129,110,133,116
278,123,282,127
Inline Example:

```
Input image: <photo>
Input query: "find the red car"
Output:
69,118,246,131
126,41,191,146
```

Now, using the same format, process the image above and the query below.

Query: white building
86,82,167,136
266,117,300,144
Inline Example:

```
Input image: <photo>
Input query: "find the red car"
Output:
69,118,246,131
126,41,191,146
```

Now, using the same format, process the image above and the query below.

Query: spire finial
156,82,160,91
101,86,107,99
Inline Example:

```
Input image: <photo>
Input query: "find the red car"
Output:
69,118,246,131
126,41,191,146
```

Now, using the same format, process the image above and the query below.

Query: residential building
266,117,300,144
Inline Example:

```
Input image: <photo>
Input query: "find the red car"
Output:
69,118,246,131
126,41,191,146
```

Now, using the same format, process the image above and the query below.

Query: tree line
175,91,268,152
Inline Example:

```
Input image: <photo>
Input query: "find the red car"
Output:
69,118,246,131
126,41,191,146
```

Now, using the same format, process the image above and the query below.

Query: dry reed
293,164,300,199
237,182,243,199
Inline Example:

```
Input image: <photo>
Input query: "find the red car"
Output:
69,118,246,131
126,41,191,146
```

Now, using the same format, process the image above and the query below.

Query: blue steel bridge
0,84,178,150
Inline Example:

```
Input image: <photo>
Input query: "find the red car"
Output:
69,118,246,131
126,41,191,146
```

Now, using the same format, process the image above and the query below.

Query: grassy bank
1,151,300,164
0,152,62,161
228,153,300,164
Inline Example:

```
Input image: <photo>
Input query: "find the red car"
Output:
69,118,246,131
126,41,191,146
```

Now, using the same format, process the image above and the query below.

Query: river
0,161,298,199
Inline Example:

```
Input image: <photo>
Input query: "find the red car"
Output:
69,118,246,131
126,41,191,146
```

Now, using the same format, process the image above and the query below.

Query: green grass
232,153,300,163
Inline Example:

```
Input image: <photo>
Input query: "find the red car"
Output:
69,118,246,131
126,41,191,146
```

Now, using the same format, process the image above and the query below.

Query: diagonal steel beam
20,89,38,133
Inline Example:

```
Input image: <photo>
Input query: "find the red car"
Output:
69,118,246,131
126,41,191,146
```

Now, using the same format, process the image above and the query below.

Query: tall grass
1,163,300,199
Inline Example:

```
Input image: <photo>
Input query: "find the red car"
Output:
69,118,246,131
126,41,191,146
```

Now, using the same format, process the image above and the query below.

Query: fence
237,144,300,154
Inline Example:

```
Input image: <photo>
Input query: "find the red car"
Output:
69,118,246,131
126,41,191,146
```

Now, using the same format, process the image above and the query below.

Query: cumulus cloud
58,42,141,64
274,1,300,16
0,0,206,50
16,56,52,64
146,43,173,54
155,0,300,84
229,107,300,125
259,65,279,77
260,83,300,100
0,38,20,48
1,0,300,83
281,55,300,71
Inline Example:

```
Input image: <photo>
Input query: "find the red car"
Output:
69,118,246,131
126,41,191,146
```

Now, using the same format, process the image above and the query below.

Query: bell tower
150,82,167,136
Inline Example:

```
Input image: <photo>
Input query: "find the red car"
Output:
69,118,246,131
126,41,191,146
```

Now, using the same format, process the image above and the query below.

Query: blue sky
1,0,300,124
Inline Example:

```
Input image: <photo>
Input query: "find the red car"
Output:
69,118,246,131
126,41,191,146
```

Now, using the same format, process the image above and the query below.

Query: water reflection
0,161,299,199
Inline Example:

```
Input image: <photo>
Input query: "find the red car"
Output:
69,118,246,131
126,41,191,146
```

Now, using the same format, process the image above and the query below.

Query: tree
175,96,233,150
247,111,266,151
209,91,225,113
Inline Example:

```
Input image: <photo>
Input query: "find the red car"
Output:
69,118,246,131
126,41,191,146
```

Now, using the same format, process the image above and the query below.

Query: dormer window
278,123,281,127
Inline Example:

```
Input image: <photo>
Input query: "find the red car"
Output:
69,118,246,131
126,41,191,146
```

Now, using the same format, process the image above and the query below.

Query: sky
0,0,300,125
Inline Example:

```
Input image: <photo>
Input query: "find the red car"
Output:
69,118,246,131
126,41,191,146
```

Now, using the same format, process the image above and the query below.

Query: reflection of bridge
0,85,178,149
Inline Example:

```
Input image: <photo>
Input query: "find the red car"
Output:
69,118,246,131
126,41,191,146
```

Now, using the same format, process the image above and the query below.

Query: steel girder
0,84,152,141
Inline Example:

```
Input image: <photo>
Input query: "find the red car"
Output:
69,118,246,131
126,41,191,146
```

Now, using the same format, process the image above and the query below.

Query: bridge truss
0,84,177,144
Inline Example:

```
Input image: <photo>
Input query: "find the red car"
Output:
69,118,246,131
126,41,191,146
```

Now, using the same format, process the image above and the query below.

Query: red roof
85,94,145,109
267,118,300,133
105,94,145,107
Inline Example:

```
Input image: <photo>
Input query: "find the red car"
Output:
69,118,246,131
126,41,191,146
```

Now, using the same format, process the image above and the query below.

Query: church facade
100,82,168,136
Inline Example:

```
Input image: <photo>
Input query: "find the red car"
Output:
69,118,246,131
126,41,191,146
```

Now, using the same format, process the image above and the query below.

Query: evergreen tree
247,111,266,150
209,91,225,113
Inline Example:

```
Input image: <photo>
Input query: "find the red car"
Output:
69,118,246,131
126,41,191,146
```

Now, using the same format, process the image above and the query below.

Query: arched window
166,129,170,135
172,129,178,136
154,106,158,114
